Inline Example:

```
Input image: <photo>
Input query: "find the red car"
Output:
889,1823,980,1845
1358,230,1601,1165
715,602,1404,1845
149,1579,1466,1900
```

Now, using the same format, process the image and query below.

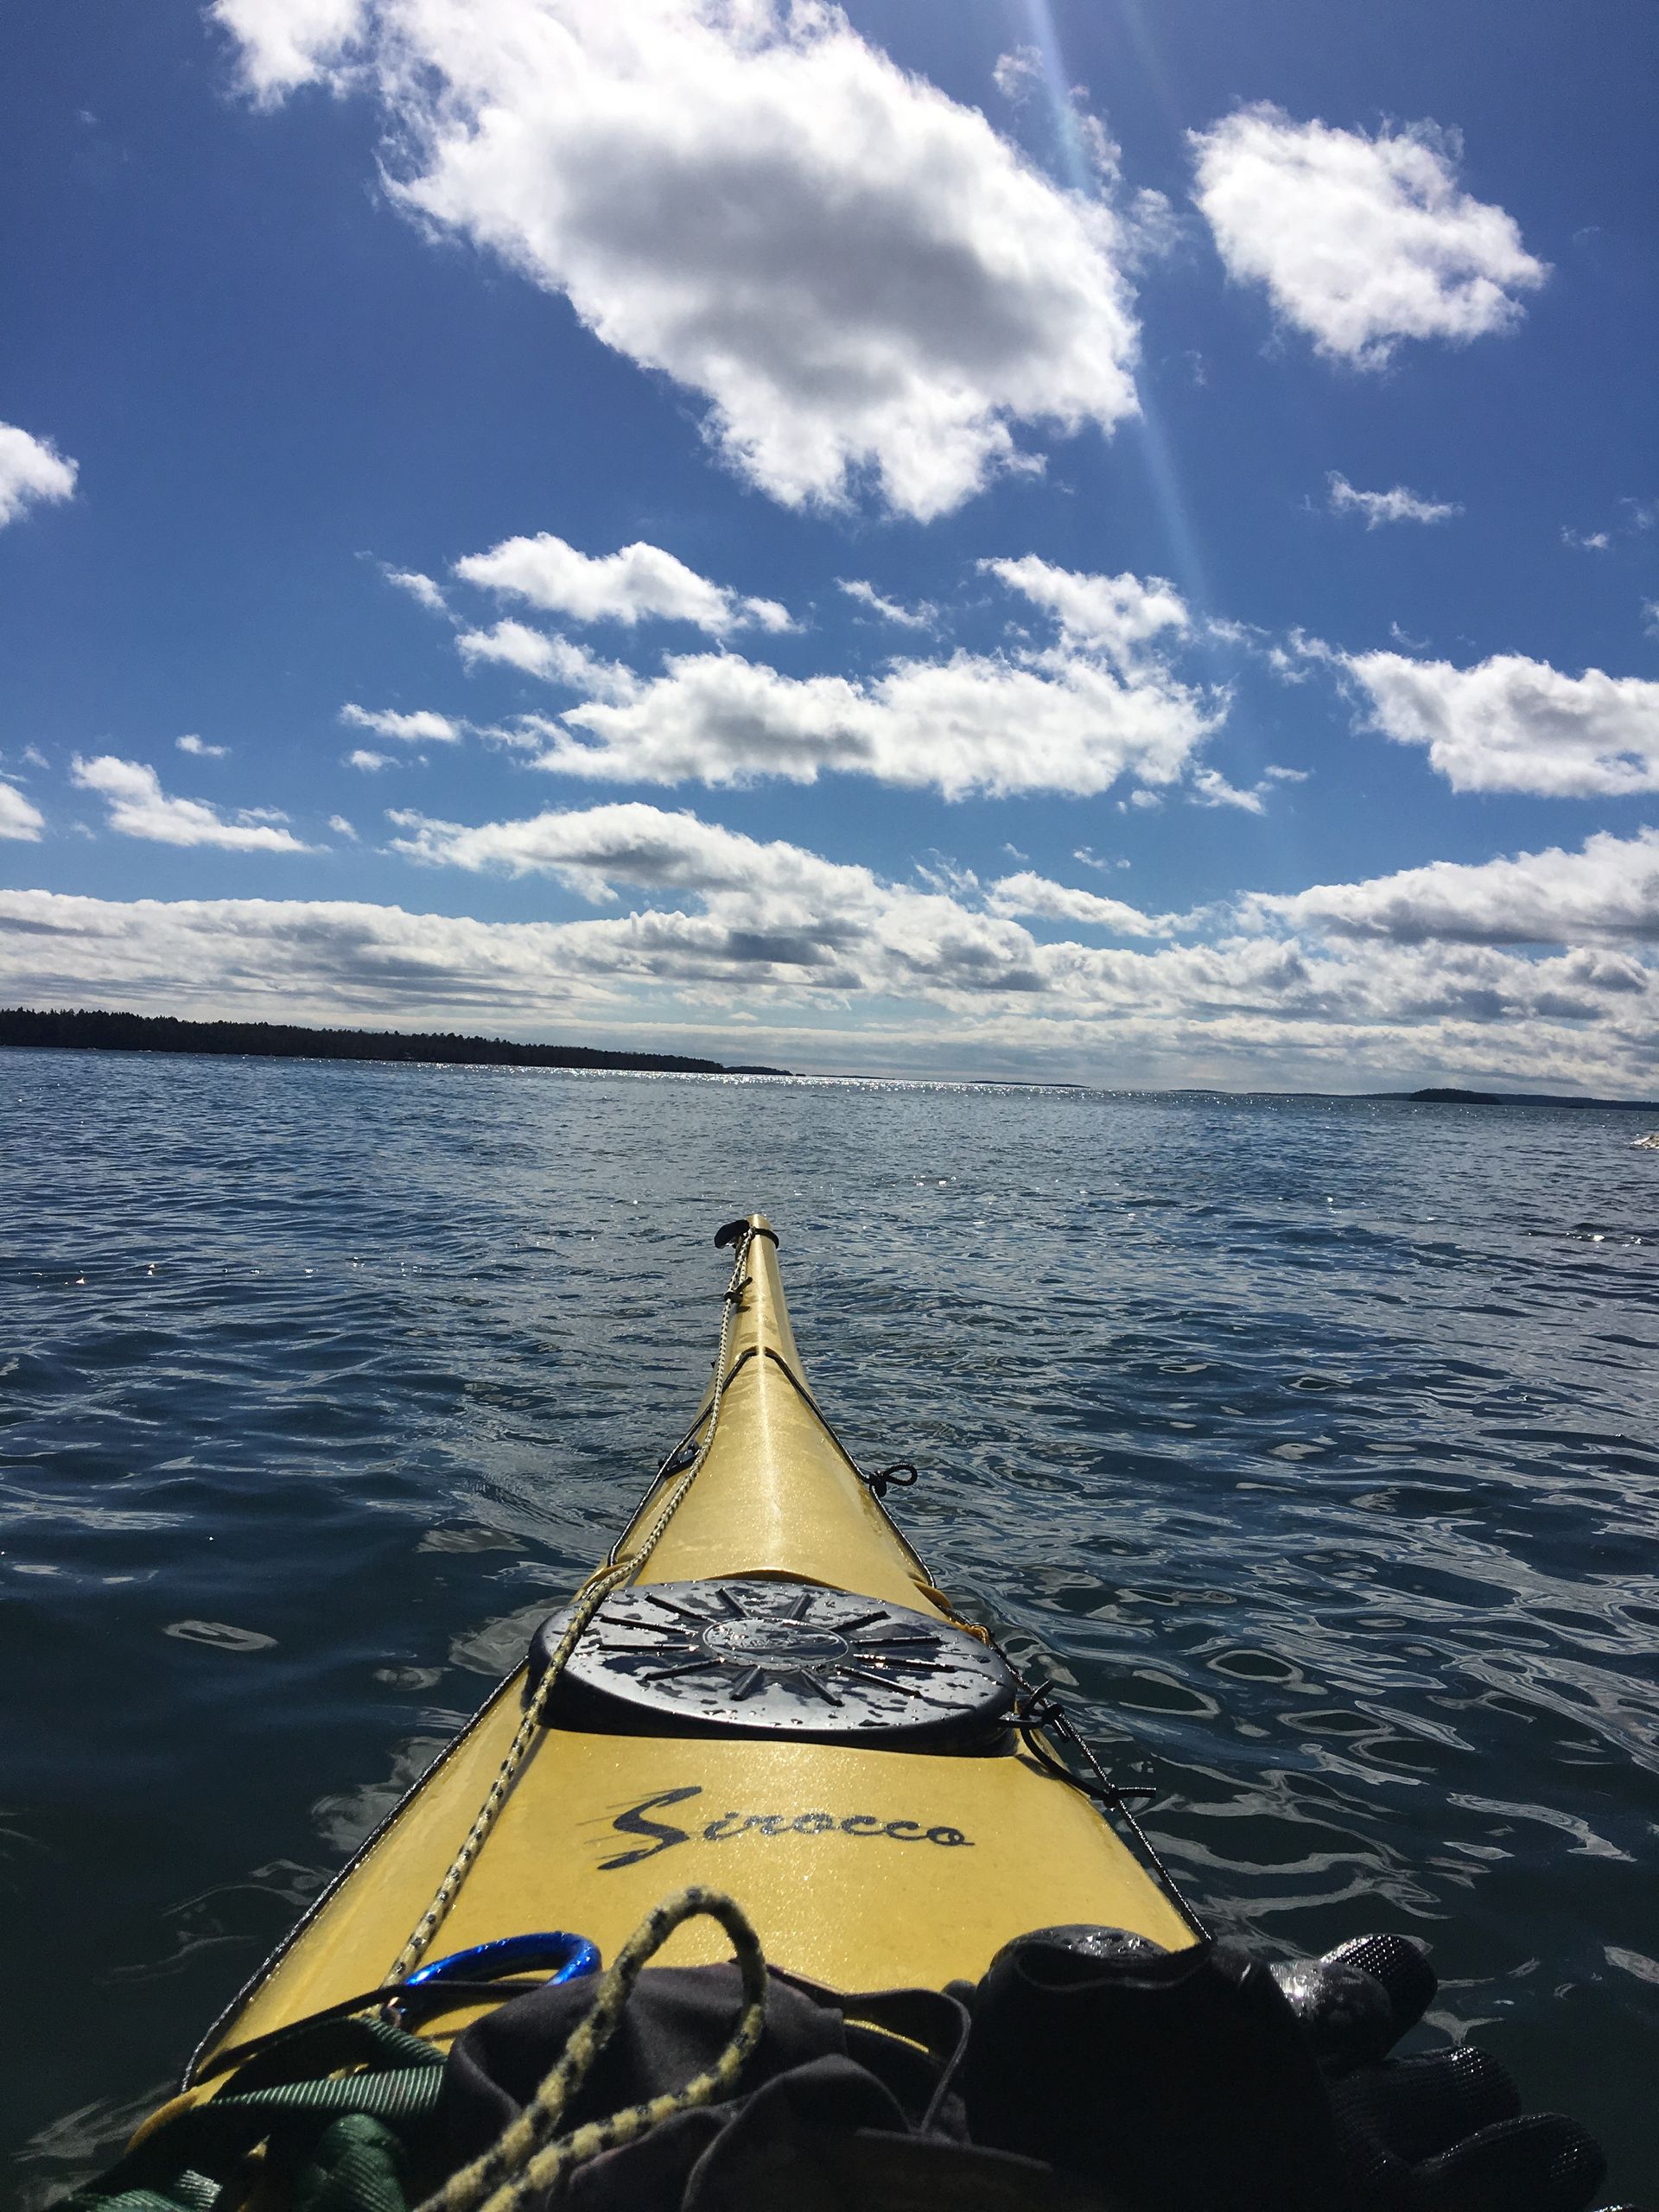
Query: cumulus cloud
1190,106,1545,367
0,781,45,840
1246,829,1659,949
217,0,1145,519
346,748,392,772
0,422,78,526
6,842,1654,1090
982,556,1187,665
456,553,1221,801
385,566,450,614
70,756,308,851
529,639,1214,799
385,799,1625,1035
392,798,822,901
1327,473,1460,528
391,797,1044,990
176,734,229,758
455,531,791,633
340,702,463,743
456,622,638,702
1344,650,1659,795
328,814,358,839
987,870,1175,937
837,579,938,631
213,0,368,98
1561,527,1611,552
1190,766,1268,812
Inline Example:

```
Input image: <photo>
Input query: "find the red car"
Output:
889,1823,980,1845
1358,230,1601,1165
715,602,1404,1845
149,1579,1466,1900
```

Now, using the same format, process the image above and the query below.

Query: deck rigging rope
414,1886,766,2212
384,1232,756,1987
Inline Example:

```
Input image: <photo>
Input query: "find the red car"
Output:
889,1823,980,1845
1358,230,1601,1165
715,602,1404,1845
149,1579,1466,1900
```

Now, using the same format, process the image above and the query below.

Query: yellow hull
195,1216,1191,2076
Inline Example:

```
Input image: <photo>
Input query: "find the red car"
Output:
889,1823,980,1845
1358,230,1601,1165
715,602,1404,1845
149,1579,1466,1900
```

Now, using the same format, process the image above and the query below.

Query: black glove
960,1923,1627,2212
1273,1931,1614,2212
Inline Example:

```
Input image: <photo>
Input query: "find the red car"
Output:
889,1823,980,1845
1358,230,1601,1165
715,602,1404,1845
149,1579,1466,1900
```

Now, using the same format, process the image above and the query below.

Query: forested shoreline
0,1007,787,1077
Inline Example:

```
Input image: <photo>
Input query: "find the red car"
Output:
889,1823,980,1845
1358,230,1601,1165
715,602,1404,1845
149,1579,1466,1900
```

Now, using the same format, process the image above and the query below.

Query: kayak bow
192,1214,1192,2080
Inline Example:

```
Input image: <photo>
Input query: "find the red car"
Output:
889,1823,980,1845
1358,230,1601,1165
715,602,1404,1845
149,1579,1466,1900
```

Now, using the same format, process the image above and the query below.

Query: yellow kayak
186,1212,1192,2085
95,1218,1618,2212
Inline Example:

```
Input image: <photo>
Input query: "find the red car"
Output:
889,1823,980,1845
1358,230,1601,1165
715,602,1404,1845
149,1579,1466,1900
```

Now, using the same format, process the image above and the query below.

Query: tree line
0,1006,786,1077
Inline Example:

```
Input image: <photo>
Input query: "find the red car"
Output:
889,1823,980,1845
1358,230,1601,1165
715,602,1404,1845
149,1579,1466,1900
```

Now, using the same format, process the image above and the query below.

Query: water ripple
4,1052,1656,2192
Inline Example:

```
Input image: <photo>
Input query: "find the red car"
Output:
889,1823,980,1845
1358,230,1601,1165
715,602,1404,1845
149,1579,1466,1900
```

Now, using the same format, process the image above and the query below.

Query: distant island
1382,1086,1659,1112
0,1006,790,1077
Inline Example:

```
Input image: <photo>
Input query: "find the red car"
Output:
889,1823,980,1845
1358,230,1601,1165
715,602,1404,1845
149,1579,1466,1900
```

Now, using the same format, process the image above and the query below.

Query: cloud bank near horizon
5,804,1656,1090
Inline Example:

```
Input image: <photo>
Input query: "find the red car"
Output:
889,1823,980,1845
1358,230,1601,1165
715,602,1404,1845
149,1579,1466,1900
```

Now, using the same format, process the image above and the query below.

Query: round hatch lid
527,1577,1014,1745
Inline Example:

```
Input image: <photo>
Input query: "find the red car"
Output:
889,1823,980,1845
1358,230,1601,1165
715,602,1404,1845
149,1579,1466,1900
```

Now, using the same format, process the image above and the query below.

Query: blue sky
3,0,1656,1087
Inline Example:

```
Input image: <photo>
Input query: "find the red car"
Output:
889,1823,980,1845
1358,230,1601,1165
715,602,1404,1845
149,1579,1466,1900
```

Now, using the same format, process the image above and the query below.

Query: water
4,1048,1657,2200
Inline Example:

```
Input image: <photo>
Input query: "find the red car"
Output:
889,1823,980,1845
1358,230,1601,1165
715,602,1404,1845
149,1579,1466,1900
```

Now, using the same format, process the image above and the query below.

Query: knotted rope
415,1886,767,2212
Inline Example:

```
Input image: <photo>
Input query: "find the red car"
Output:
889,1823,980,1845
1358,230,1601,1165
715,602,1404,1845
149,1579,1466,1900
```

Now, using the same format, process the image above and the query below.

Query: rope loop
416,1886,768,2212
861,1461,918,1500
1014,1684,1157,1808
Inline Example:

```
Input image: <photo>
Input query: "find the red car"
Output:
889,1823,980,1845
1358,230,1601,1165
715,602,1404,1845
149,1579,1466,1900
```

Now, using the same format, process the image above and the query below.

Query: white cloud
346,748,392,772
385,566,450,614
219,0,1145,519
449,553,1220,800
987,870,1174,937
0,781,45,841
1328,473,1460,528
1561,527,1611,551
328,814,358,839
69,755,308,851
992,46,1040,104
836,579,938,631
391,798,809,902
1246,828,1659,948
213,0,368,99
176,734,230,759
456,621,638,700
0,423,78,527
1344,650,1659,796
455,620,569,682
529,640,1213,800
1190,766,1268,812
340,702,463,743
982,555,1187,665
8,821,1656,1090
455,531,791,633
1644,601,1659,639
1190,105,1545,367
388,797,1046,994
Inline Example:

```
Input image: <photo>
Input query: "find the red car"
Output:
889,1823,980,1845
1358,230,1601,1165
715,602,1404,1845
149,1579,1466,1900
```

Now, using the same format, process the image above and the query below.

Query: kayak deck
195,1215,1191,2074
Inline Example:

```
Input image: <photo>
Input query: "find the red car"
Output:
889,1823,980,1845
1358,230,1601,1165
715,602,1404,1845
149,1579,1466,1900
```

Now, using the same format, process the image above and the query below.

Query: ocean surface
4,1046,1658,2200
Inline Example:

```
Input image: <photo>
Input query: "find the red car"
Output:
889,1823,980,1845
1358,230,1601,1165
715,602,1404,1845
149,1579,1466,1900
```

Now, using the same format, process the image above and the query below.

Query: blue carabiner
399,1929,600,2018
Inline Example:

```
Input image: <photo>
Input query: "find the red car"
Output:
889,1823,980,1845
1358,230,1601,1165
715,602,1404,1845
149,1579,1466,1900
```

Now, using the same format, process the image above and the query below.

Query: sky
2,0,1656,1090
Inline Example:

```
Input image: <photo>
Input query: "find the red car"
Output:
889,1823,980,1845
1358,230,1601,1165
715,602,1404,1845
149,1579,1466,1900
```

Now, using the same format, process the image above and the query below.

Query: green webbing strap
290,2116,411,2212
62,2019,443,2212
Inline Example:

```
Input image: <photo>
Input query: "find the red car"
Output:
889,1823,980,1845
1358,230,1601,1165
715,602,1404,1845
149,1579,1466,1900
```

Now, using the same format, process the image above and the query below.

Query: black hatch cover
526,1576,1014,1745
